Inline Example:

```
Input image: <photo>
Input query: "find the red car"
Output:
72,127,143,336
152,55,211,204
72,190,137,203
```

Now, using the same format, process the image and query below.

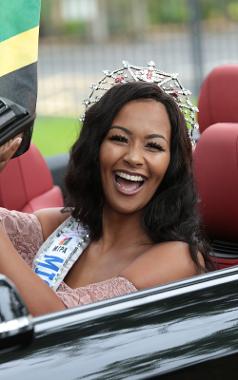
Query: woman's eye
109,134,128,143
146,142,165,151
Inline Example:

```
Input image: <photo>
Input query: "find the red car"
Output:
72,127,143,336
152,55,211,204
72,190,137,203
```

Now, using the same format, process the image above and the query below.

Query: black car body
1,266,238,379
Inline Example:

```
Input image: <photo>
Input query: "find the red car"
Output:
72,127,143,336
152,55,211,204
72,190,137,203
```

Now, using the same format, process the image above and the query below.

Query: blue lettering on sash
34,268,55,285
36,255,64,272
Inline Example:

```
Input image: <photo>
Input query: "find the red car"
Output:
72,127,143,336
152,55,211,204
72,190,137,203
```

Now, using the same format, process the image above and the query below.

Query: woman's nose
123,146,144,167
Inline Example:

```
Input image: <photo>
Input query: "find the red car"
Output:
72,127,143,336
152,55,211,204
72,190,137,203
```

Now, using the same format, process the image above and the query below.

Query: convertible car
0,64,238,379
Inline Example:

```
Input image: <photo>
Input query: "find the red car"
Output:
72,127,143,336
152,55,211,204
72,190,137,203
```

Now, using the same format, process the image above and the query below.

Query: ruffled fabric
57,276,137,308
0,207,44,266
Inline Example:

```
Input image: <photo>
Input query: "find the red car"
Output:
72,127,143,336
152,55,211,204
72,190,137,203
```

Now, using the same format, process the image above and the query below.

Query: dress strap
33,216,90,290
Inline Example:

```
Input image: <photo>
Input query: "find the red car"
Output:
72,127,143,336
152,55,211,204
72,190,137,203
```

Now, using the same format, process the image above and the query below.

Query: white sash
33,217,90,290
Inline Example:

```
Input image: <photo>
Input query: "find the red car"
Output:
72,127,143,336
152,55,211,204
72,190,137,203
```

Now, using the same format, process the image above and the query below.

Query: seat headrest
193,123,238,241
0,145,55,211
198,65,238,133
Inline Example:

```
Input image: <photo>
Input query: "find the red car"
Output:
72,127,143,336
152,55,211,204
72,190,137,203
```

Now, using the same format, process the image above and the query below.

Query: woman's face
99,99,171,215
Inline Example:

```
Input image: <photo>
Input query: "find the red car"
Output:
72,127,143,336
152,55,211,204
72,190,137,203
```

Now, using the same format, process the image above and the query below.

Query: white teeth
116,171,144,182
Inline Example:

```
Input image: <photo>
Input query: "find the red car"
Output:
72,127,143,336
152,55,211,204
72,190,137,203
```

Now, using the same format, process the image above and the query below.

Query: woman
0,81,210,316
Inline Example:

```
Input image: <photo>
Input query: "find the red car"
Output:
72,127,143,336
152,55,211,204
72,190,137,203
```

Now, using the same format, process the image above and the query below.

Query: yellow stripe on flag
0,26,39,77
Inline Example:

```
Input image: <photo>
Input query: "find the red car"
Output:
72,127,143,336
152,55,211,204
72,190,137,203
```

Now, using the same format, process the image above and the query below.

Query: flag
0,0,41,113
0,0,41,153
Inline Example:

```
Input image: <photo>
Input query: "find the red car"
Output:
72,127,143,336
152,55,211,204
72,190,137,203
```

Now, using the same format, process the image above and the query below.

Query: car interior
194,64,238,269
0,144,64,212
0,64,237,270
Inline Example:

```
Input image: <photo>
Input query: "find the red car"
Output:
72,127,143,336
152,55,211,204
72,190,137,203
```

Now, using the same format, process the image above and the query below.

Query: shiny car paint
1,266,238,379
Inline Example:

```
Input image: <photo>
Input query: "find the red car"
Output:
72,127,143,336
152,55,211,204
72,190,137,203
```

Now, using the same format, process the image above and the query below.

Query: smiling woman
0,68,211,316
64,81,210,293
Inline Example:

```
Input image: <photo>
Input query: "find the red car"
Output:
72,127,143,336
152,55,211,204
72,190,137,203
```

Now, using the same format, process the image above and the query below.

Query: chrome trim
0,316,32,337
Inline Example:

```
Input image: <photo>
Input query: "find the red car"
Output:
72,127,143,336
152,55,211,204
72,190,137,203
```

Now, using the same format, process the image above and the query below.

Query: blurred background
33,0,238,156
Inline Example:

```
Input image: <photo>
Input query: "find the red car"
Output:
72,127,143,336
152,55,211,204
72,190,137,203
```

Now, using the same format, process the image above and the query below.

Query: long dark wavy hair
65,81,211,271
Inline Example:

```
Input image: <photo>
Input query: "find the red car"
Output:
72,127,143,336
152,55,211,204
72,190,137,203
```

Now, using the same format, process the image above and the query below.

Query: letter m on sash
37,255,64,272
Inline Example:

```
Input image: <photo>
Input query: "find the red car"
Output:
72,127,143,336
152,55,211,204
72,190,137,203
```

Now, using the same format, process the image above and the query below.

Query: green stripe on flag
0,0,41,116
0,0,41,42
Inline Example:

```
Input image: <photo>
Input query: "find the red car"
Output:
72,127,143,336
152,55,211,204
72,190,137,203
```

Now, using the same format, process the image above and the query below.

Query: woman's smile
99,99,171,214
113,170,146,195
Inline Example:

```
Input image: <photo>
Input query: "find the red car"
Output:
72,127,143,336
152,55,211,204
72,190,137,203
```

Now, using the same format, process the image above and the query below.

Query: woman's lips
113,172,145,195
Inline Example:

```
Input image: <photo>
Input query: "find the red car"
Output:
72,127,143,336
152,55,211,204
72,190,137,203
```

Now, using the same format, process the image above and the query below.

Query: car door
1,266,238,379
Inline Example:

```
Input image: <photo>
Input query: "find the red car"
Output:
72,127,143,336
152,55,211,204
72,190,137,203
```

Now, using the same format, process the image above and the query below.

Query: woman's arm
0,222,65,316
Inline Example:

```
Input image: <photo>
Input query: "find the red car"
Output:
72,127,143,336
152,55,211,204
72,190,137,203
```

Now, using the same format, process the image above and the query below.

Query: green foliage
200,0,224,18
147,0,237,25
40,0,238,39
199,0,238,21
107,0,133,34
148,0,189,24
227,2,238,21
61,20,88,39
32,116,81,157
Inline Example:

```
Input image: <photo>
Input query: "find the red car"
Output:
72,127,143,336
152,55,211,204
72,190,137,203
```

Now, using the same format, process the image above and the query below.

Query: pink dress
0,208,137,308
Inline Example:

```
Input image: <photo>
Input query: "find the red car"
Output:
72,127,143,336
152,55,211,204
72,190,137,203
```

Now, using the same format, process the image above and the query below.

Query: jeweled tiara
83,61,199,143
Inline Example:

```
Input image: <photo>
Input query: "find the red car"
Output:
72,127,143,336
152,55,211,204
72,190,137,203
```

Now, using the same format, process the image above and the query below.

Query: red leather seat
198,64,238,133
194,123,238,269
195,64,238,269
0,144,64,212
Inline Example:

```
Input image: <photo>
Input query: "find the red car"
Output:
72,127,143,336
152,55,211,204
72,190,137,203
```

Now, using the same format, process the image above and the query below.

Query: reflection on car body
1,266,238,379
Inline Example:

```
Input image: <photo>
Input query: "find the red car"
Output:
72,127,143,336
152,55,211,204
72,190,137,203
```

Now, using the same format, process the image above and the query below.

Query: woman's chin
104,201,144,216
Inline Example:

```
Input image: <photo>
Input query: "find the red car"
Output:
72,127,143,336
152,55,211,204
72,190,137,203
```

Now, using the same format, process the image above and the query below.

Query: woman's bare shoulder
34,207,71,240
121,241,203,290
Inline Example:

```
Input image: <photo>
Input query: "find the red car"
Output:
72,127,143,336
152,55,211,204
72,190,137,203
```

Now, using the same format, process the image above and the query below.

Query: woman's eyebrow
145,133,168,143
110,125,132,135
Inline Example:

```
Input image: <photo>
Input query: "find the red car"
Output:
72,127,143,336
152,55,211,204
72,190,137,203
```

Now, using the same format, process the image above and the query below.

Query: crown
83,61,199,143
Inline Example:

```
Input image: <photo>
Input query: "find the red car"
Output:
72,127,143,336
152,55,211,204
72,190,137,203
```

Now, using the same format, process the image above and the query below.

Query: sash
33,217,90,290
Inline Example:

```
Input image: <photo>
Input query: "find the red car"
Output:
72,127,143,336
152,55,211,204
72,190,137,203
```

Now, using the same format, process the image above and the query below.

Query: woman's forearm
0,226,66,316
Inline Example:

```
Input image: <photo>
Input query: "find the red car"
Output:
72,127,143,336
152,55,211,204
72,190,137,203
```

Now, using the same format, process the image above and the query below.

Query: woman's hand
0,136,22,171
